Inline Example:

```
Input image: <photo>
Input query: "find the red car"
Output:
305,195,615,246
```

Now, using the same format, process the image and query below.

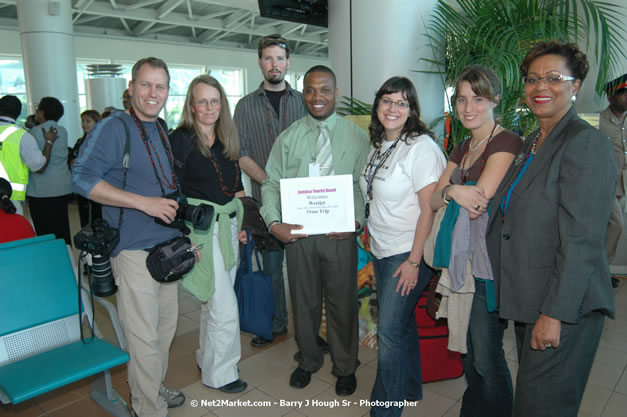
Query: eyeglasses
380,98,410,109
522,73,576,86
194,99,221,108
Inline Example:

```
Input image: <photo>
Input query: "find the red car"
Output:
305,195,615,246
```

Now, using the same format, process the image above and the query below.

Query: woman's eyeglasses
194,99,221,108
523,73,576,86
380,98,409,109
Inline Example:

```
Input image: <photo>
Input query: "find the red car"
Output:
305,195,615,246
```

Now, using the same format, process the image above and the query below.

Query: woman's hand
448,184,489,216
394,260,419,297
530,313,561,351
237,230,248,244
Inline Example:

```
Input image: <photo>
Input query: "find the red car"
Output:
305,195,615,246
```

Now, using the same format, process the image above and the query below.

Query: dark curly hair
520,40,589,82
37,97,64,122
369,76,433,148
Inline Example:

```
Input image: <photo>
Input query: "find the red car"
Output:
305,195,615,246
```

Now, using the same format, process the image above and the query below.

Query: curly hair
369,76,434,148
37,97,64,122
178,75,239,160
520,40,589,81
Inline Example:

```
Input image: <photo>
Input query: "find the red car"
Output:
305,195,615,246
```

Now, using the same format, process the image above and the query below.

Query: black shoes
335,373,356,396
217,379,247,393
250,328,288,348
251,335,272,347
289,367,312,389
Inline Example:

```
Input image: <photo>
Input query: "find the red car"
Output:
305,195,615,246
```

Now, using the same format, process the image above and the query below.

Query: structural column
328,0,443,134
17,0,80,143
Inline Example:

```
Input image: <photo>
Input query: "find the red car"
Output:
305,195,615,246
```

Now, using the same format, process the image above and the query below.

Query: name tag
309,162,321,177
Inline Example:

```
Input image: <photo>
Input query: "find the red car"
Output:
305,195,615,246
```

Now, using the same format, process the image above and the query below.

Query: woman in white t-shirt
360,76,446,417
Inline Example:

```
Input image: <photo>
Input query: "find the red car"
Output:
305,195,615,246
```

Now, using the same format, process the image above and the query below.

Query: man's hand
530,313,561,351
271,223,307,244
138,196,179,224
42,126,58,144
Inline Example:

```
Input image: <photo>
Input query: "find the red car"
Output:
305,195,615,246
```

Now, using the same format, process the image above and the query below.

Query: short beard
265,75,284,85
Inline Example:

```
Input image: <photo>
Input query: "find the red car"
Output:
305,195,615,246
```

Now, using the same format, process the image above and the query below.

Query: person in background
430,65,521,417
0,178,35,244
122,88,132,110
169,75,248,394
361,76,446,417
486,40,616,417
0,95,56,215
599,73,626,288
234,34,309,349
27,96,72,245
69,109,102,227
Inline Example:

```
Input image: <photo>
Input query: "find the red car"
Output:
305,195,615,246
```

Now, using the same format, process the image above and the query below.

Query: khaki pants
111,250,178,417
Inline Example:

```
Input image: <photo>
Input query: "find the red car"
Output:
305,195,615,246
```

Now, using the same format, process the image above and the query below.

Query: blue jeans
261,247,288,334
370,253,433,417
460,279,513,417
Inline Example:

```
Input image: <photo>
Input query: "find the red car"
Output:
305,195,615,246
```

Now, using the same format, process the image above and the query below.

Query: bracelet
407,259,419,268
441,184,452,205
268,221,279,234
46,140,54,145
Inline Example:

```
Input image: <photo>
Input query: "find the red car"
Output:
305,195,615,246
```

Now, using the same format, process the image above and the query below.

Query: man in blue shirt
72,57,185,417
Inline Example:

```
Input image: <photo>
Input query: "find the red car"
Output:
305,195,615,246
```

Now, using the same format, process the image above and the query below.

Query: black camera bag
146,236,196,282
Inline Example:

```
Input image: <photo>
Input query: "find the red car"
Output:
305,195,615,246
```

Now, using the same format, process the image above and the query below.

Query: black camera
74,219,119,297
155,192,214,234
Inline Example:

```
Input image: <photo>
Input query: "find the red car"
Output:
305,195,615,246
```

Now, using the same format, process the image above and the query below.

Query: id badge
309,162,321,177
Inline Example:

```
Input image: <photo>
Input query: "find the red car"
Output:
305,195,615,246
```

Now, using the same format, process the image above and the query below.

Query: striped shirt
234,82,306,201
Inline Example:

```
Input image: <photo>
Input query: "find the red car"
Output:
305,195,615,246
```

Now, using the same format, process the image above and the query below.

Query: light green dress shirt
261,112,370,228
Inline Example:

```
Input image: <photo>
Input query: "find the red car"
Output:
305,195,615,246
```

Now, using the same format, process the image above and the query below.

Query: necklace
469,122,499,152
204,139,241,198
530,131,542,155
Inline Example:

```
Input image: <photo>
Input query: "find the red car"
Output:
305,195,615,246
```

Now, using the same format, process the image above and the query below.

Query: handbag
234,228,275,340
146,236,197,282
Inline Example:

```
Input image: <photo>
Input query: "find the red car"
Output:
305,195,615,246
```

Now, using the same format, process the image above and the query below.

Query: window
207,67,245,114
0,57,28,125
286,71,305,92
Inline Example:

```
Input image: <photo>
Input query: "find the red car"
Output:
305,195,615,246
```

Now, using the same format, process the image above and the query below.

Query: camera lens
184,203,212,231
91,255,118,297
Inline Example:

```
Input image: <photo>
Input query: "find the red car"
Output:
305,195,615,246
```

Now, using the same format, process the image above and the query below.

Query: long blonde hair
178,75,239,160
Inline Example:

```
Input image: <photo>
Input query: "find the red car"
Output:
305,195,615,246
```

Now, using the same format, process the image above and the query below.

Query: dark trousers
28,195,72,245
461,280,513,417
285,234,359,376
76,194,102,228
513,311,604,417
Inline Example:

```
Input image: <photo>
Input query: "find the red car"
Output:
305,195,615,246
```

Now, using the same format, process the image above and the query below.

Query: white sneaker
159,385,185,408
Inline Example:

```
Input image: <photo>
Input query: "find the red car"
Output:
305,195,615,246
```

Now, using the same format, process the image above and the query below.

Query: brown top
449,130,521,184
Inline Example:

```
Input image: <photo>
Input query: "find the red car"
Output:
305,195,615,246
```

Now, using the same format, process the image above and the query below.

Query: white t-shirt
359,133,446,258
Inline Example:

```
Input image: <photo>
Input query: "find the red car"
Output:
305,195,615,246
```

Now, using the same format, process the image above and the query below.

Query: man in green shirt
261,66,370,396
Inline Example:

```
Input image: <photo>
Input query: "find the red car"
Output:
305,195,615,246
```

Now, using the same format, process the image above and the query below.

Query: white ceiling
0,0,329,57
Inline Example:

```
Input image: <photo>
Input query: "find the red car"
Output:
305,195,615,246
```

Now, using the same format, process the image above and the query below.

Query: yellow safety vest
0,124,29,200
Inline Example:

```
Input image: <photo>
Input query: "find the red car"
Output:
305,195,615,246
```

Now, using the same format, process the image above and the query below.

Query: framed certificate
280,175,355,235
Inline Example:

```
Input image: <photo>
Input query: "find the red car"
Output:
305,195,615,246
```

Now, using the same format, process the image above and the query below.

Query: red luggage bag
415,275,464,383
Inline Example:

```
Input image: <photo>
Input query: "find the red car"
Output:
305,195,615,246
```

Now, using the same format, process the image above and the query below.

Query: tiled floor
2,202,627,417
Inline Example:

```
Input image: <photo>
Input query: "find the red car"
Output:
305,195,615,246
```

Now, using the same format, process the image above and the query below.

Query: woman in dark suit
486,40,616,417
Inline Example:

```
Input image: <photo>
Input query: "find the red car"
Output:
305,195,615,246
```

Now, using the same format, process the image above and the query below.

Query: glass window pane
0,58,28,124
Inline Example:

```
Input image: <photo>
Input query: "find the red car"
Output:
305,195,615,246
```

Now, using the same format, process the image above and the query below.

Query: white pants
111,250,178,417
196,220,241,388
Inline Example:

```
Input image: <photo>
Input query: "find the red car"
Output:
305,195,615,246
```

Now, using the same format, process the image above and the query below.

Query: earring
571,95,577,103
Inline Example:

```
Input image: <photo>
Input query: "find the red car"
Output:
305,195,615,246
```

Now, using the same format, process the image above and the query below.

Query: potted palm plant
421,0,626,152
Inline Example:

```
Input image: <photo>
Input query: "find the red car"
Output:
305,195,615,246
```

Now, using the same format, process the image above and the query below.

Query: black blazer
486,107,616,324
